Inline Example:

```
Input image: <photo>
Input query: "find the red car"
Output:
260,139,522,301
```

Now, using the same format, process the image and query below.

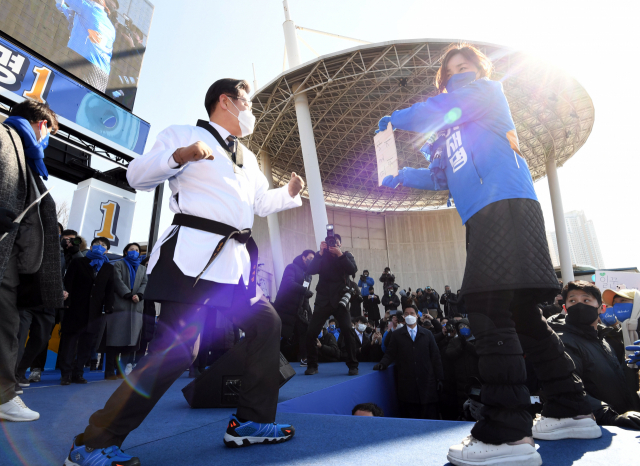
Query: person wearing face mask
377,43,595,465
546,281,640,432
374,306,443,420
0,100,63,423
338,316,371,362
326,318,340,340
64,79,304,464
316,327,340,363
381,285,400,315
274,250,315,366
58,237,114,386
358,270,375,297
101,243,147,380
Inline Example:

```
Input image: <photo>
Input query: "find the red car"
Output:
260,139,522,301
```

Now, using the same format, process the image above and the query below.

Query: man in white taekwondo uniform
63,79,305,466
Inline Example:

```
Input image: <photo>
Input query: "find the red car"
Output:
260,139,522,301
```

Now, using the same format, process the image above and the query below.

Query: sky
44,0,640,268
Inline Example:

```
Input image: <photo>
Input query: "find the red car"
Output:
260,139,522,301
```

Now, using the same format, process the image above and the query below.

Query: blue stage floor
1,363,637,465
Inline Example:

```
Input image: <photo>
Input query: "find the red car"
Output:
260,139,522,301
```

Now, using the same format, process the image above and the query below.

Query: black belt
171,213,258,297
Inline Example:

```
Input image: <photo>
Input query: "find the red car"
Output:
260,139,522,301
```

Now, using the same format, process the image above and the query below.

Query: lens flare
444,107,462,124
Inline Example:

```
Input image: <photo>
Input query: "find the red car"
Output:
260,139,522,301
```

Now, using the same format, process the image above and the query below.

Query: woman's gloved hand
375,116,393,134
625,340,640,367
381,170,404,189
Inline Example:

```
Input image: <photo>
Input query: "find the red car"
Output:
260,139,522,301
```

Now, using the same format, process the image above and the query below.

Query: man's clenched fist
288,172,304,198
173,141,214,165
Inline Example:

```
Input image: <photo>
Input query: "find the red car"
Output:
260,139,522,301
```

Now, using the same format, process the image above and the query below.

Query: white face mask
404,315,417,326
227,98,256,137
357,324,366,333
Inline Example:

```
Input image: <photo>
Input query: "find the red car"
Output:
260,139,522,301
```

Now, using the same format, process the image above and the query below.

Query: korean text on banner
374,123,399,187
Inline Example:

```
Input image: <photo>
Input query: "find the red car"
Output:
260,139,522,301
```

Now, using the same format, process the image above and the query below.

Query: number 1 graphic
23,66,52,103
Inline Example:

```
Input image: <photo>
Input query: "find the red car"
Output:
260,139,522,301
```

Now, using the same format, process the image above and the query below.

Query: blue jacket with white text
390,78,538,224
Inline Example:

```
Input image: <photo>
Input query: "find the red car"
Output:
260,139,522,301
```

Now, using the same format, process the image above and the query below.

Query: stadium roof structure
246,38,595,212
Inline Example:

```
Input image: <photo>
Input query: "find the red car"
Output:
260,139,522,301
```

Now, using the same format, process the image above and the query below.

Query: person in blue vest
357,270,374,297
377,43,599,466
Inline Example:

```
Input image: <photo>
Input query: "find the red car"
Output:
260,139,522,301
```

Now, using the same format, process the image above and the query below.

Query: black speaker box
182,338,296,408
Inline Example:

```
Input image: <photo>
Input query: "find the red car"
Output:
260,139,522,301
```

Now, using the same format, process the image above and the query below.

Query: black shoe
17,375,30,387
61,376,71,385
89,360,98,371
14,383,23,395
348,368,359,376
72,376,88,384
304,367,318,375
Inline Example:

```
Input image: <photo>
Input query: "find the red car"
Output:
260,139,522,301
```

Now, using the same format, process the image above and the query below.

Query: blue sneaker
223,414,295,447
64,435,140,466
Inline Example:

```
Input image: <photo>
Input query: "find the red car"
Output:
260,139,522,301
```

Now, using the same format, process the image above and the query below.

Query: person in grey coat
0,100,63,422
104,242,147,379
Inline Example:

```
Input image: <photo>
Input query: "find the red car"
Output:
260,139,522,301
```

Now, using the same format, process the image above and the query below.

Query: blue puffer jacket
390,78,537,224
358,276,374,296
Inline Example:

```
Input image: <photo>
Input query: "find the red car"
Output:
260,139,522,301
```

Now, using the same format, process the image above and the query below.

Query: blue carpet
2,363,637,466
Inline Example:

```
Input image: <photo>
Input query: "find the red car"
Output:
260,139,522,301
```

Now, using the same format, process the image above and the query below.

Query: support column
147,183,164,252
282,0,329,248
546,154,574,282
260,149,286,291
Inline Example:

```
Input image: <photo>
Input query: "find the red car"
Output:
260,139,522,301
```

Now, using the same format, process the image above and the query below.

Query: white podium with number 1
67,178,136,250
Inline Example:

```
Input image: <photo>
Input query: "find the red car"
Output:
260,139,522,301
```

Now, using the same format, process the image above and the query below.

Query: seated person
352,402,384,417
374,306,443,420
339,316,371,362
326,318,340,340
316,327,340,363
548,281,640,430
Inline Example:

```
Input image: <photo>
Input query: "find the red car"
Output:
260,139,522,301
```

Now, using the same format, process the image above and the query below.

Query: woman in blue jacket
379,44,599,466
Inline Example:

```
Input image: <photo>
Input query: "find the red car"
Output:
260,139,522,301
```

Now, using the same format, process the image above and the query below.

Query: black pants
294,319,308,361
0,246,20,403
466,289,591,444
16,309,55,376
105,348,132,376
58,330,95,379
306,302,357,370
83,288,282,449
31,308,63,370
399,401,439,420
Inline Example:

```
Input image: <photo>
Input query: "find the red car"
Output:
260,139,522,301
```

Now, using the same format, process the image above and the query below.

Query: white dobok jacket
127,121,302,287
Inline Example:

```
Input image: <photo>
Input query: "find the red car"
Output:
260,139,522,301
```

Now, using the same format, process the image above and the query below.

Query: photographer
305,233,359,376
381,285,400,314
274,250,315,365
424,287,441,318
358,270,374,297
379,267,395,291
440,285,455,318
60,230,85,274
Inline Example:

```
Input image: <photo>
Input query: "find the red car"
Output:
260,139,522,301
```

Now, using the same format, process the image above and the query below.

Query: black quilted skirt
461,198,560,299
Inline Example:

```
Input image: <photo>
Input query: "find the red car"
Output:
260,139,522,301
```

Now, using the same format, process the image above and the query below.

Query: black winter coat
63,258,115,334
363,294,381,321
338,328,371,361
381,291,400,311
440,291,455,316
379,272,395,290
549,316,640,420
379,325,444,404
445,335,480,409
306,250,357,308
318,329,340,362
274,255,312,338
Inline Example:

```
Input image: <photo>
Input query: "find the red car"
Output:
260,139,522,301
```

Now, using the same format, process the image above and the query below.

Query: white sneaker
0,396,40,422
532,414,601,440
447,435,541,466
124,363,133,376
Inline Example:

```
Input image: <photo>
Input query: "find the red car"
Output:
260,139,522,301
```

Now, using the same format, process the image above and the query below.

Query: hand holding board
374,123,399,186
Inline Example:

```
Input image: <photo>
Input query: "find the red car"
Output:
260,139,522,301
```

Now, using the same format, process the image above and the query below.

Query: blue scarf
123,251,142,289
86,245,109,272
4,116,50,180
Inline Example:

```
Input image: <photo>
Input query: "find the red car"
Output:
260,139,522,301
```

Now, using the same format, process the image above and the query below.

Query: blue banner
0,36,149,155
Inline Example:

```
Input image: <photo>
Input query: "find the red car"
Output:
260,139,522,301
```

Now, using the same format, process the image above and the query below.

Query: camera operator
60,230,84,274
305,232,359,376
424,286,442,318
382,284,400,314
273,250,315,366
379,267,395,291
440,285,455,318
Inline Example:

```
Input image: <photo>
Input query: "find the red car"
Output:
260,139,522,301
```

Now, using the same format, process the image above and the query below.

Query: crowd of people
274,244,640,431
